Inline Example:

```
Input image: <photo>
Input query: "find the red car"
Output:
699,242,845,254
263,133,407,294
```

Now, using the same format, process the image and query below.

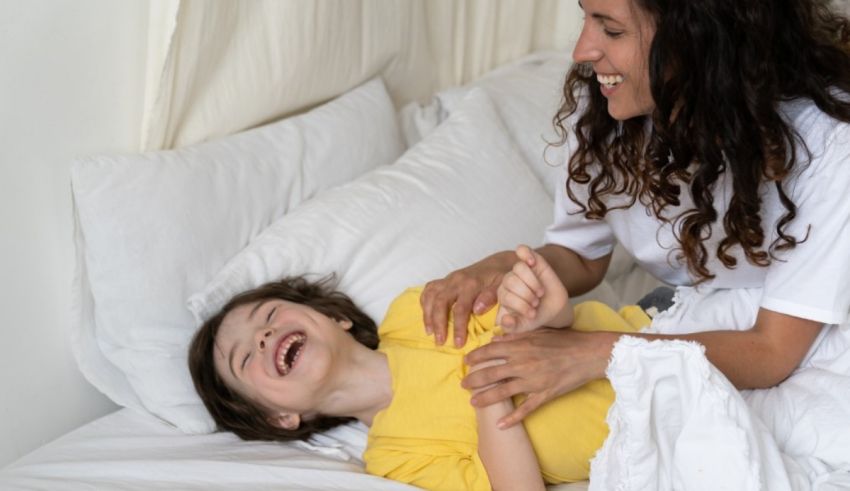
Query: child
188,246,649,490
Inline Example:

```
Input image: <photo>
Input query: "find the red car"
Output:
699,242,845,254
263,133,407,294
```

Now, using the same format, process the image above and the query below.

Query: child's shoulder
378,286,427,340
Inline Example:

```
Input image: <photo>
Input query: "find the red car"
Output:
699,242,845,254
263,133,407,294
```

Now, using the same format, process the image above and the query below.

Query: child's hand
496,245,573,333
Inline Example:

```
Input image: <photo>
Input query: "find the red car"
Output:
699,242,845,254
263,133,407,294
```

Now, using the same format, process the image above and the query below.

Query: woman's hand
463,328,619,428
420,251,516,347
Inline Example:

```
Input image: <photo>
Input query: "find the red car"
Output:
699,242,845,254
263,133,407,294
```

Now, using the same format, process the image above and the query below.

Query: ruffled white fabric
591,287,850,490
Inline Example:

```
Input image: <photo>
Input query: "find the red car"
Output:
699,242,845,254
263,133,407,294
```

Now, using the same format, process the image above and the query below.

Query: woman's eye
267,306,276,322
604,29,623,38
241,352,250,370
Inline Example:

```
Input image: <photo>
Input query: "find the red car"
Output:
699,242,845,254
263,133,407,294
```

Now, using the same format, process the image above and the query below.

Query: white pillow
71,78,404,433
400,50,572,198
189,89,553,325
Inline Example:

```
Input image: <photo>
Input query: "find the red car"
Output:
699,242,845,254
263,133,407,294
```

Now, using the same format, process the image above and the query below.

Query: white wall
0,0,148,467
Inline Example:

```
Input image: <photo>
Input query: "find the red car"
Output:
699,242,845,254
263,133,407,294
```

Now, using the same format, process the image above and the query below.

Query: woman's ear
267,412,301,430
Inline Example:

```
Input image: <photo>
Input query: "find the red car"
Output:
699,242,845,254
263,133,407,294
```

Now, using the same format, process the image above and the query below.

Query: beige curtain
141,0,581,151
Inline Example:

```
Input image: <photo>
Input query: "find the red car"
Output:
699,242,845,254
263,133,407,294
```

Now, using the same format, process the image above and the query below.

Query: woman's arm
471,361,546,491
464,307,823,428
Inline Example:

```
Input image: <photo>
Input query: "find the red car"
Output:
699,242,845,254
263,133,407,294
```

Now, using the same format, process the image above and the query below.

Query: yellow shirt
364,287,649,490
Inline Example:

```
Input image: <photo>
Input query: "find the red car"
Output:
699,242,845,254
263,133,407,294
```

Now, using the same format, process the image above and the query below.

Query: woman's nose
572,24,602,64
256,329,273,350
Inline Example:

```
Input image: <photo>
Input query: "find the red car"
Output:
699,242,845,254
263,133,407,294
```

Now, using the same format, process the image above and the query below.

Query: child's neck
315,344,392,426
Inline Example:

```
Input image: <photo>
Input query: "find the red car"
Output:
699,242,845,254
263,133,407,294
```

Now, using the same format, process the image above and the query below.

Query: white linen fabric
0,408,589,491
544,97,850,325
188,88,553,325
70,78,404,434
142,0,583,150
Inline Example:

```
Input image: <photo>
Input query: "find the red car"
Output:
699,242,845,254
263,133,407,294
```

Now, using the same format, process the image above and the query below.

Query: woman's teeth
276,332,306,376
597,74,624,88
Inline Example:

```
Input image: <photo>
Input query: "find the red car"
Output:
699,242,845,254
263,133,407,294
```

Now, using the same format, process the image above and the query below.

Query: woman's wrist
590,331,620,379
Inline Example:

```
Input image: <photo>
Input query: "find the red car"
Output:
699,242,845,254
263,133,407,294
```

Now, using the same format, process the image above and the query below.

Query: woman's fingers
463,356,520,391
462,328,615,421
498,393,547,428
421,261,504,346
450,296,475,347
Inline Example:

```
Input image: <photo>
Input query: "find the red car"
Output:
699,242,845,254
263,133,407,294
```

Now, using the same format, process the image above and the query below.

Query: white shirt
545,98,850,325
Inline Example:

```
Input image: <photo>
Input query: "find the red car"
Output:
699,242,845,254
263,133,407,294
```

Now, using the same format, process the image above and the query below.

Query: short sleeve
379,286,500,350
364,437,491,491
543,170,617,260
761,120,850,324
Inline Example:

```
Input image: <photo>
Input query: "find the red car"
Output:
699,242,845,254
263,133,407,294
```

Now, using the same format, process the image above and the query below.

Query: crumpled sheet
590,287,850,490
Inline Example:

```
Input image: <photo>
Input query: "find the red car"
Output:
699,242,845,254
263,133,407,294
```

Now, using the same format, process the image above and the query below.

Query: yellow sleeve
364,437,492,491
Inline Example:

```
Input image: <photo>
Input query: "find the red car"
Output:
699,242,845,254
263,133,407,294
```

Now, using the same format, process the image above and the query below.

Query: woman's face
573,0,656,120
213,298,354,430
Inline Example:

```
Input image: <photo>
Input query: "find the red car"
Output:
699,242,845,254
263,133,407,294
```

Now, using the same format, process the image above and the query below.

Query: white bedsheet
0,409,415,491
0,408,589,490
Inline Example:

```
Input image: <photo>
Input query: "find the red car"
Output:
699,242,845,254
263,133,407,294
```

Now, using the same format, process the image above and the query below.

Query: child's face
213,298,354,428
573,0,656,120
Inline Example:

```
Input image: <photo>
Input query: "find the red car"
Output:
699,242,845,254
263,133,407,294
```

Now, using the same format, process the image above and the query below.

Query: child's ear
267,412,301,431
336,317,353,331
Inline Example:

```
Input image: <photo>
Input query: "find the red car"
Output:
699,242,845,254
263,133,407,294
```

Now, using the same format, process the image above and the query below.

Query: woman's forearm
536,244,610,296
464,308,824,427
622,309,823,389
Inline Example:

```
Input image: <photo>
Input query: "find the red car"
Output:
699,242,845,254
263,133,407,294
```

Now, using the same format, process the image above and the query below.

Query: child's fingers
510,261,544,298
502,275,538,308
515,244,536,267
499,272,538,308
498,286,537,321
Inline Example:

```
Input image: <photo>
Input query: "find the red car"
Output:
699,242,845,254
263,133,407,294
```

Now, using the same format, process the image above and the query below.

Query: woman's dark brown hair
188,275,379,442
554,0,850,281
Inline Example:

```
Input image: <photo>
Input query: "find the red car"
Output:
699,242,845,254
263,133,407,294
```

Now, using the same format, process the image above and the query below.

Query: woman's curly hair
188,276,379,442
554,0,850,281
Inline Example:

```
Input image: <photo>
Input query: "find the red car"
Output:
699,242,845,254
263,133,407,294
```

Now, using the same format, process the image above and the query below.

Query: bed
0,43,657,490
3,3,849,490
0,408,596,491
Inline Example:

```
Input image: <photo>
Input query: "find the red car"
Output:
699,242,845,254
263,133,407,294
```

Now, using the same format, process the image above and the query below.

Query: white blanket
591,287,850,490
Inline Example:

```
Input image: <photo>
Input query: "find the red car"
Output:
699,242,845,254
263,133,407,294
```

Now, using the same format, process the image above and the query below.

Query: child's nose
256,329,273,350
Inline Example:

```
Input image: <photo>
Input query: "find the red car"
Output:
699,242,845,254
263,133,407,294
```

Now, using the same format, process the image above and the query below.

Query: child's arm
471,360,546,491
497,244,573,332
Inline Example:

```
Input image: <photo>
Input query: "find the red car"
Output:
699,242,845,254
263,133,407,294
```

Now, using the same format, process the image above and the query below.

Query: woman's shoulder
781,94,850,144
779,94,850,176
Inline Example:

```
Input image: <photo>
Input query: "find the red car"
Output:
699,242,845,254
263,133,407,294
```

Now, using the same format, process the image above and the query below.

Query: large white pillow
189,89,553,325
71,78,404,433
400,50,572,198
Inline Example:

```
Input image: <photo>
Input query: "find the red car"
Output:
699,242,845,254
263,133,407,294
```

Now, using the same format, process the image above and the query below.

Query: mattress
0,408,590,490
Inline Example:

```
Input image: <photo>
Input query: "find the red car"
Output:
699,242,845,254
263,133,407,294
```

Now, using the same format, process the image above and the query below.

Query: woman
422,0,850,434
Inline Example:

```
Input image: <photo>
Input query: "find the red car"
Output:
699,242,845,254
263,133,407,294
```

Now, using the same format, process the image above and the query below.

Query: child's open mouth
275,331,306,376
